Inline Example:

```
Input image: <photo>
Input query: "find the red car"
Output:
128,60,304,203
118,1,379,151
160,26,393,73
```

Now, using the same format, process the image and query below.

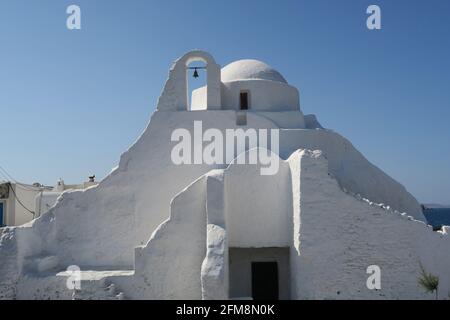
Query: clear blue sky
1,0,449,204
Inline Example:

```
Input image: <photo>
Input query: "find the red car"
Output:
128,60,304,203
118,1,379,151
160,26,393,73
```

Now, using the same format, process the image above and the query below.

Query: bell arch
157,50,221,111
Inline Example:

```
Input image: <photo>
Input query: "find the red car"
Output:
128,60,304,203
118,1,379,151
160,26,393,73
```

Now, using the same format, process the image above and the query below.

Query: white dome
221,59,287,84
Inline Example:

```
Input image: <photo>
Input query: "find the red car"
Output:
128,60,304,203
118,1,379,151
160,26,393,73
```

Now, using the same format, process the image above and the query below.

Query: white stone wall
121,176,208,299
288,150,450,299
254,111,306,129
280,129,424,221
35,191,61,217
201,170,228,300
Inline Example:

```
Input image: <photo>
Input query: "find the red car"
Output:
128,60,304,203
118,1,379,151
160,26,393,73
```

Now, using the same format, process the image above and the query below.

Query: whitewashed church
1,50,450,300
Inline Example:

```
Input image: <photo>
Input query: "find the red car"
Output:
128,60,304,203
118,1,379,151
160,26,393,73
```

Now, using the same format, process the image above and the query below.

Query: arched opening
186,59,207,111
156,50,221,111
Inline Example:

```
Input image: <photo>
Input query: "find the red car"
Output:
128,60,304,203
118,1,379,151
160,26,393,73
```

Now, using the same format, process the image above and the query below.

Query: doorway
240,91,249,110
251,262,279,300
228,247,290,300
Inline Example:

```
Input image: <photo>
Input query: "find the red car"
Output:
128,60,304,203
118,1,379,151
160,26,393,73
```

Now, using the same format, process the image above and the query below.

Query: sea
423,208,450,230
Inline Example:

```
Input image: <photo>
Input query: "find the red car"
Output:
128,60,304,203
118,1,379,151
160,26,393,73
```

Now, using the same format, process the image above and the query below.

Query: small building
0,178,98,227
0,182,49,227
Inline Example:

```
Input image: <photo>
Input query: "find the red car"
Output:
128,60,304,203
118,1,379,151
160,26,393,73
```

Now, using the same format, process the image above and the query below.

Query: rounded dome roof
221,59,287,83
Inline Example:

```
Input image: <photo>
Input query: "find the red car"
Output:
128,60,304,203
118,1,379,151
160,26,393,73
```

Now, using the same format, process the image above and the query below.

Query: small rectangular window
240,91,249,110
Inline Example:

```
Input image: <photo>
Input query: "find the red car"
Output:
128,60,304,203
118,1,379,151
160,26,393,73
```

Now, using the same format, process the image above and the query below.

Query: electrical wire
0,163,53,219
0,168,11,183
0,164,17,183
7,182,35,218
0,163,47,191
0,163,45,219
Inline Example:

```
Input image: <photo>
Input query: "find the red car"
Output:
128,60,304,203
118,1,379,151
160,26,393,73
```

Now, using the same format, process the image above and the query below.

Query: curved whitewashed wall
255,111,306,129
221,80,299,111
191,86,208,110
192,80,300,112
